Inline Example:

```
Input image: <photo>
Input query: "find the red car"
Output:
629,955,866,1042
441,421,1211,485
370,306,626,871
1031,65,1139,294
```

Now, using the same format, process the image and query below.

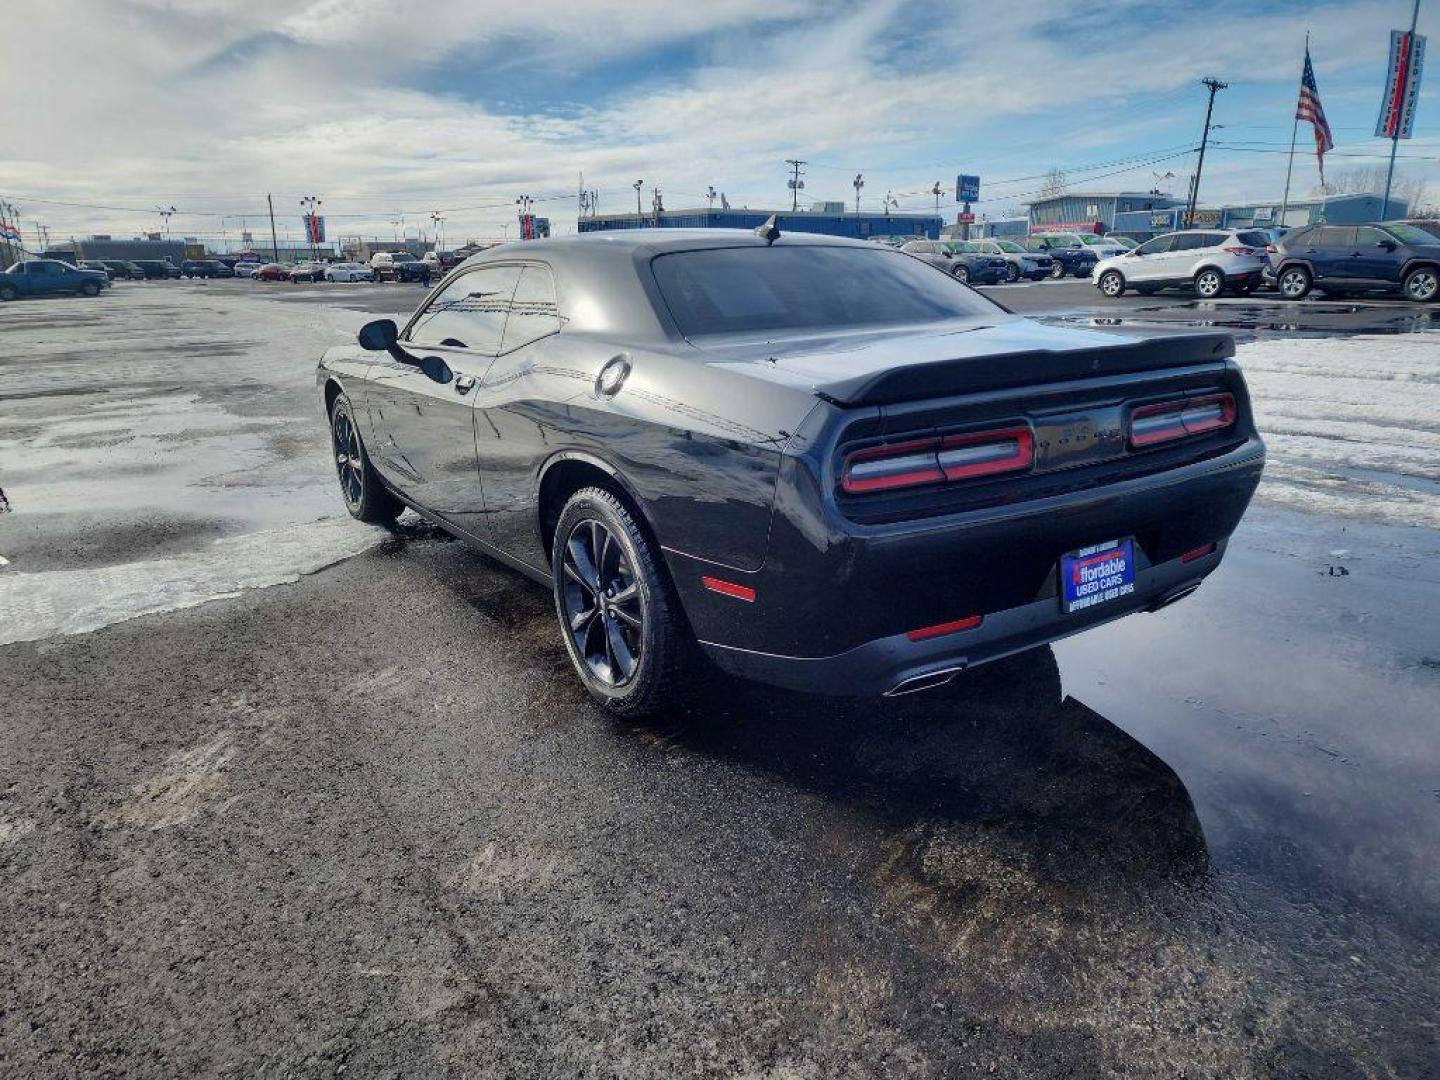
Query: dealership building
972,190,1408,240
578,207,942,241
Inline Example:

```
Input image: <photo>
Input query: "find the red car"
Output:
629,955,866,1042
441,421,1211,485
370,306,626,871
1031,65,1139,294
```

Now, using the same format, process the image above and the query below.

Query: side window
1312,227,1353,247
501,265,563,352
1134,236,1174,256
1201,232,1229,248
406,264,521,353
1354,227,1391,247
1170,234,1207,252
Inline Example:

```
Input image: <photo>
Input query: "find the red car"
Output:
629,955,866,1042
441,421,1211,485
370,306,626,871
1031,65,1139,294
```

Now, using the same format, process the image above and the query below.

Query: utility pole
1186,77,1228,227
651,187,663,226
931,181,943,215
1382,0,1423,218
706,185,717,210
853,173,864,214
156,205,177,239
267,194,280,262
430,211,445,253
633,179,644,219
785,159,806,212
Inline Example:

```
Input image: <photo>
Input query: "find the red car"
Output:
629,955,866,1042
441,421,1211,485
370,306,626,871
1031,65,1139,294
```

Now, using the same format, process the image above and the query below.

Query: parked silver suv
1092,229,1271,299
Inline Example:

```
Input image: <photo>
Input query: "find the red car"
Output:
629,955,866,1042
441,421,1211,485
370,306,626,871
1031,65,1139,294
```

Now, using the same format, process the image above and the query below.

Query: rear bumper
700,542,1222,696
669,436,1264,696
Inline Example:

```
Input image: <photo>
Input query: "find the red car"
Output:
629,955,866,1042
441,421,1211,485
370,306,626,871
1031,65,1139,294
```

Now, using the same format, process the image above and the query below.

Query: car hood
701,316,1235,406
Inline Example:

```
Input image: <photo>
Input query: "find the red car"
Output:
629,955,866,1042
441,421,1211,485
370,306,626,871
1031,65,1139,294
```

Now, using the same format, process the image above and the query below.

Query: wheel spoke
569,604,596,633
610,581,637,605
611,605,641,631
567,536,600,590
606,618,637,679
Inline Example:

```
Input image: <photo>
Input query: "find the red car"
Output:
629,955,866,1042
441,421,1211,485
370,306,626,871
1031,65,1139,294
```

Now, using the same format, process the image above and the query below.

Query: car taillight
1129,393,1237,448
841,426,1033,493
1265,244,1278,254
1223,246,1255,256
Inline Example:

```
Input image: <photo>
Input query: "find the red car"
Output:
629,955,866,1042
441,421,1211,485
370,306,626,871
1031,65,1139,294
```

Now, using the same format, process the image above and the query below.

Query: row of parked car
1088,220,1440,303
887,232,1135,284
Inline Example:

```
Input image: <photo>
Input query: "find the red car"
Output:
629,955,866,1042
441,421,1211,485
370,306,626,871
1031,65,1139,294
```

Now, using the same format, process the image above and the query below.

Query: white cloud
2,0,1435,247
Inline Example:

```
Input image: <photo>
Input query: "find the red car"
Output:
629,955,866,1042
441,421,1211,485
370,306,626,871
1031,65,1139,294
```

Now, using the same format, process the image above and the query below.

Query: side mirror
418,354,453,384
358,318,398,351
1377,240,1397,251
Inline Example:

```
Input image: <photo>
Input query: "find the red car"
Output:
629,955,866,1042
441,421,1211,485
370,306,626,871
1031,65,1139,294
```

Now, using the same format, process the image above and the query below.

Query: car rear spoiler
817,332,1237,407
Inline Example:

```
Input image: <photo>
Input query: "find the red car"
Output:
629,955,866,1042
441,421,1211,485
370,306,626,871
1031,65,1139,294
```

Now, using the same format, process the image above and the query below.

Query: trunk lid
700,317,1235,406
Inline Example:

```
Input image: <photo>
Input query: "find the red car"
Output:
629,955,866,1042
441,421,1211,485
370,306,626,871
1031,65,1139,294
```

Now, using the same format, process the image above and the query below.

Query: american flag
1296,47,1335,181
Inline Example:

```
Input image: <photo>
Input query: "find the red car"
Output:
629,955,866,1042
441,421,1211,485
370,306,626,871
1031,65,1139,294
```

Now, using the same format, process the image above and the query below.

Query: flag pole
1381,0,1422,219
1279,31,1308,226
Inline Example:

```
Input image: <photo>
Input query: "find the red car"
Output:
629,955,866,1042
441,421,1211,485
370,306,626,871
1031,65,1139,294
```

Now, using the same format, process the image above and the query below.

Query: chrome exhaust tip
885,666,963,697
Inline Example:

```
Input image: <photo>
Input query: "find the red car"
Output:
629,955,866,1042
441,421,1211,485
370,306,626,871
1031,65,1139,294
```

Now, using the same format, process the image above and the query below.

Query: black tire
329,393,401,524
1277,265,1312,301
0,283,17,302
80,281,101,297
952,264,969,284
1005,262,1020,283
1049,261,1065,279
1402,265,1439,303
1097,270,1125,298
1194,267,1225,299
552,486,690,718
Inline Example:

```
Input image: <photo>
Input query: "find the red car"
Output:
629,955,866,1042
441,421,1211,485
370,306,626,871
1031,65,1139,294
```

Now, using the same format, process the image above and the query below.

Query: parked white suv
1093,229,1271,299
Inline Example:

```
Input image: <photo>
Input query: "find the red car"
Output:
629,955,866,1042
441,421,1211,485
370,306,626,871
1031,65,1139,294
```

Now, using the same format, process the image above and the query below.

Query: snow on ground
1235,333,1440,532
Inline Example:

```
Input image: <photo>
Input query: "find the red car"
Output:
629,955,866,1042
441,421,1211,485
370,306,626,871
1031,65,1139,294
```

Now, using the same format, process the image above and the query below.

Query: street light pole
1186,77,1228,227
853,174,864,215
633,180,644,219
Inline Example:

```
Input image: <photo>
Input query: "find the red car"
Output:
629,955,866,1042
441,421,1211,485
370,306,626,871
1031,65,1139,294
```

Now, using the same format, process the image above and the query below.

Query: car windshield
651,245,998,338
994,241,1024,252
1076,235,1110,246
1385,223,1440,244
1042,236,1083,248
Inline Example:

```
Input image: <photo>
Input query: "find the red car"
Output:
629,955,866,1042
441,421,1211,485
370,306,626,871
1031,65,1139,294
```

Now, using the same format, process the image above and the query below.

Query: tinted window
500,265,563,352
1311,227,1353,247
1170,234,1209,252
1235,231,1271,247
651,246,997,337
1385,223,1440,244
1133,236,1175,256
407,264,521,353
1355,227,1392,247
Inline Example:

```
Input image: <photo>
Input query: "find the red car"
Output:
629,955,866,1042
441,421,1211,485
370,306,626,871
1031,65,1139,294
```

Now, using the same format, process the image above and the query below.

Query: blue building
1111,192,1410,239
578,207,942,241
1024,192,1185,233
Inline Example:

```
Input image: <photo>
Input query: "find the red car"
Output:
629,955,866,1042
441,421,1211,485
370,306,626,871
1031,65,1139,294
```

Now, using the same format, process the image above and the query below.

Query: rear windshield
1235,231,1271,247
651,245,998,337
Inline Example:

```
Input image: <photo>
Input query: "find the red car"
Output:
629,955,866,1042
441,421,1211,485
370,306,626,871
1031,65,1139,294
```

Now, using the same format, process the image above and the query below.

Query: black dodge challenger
318,228,1264,716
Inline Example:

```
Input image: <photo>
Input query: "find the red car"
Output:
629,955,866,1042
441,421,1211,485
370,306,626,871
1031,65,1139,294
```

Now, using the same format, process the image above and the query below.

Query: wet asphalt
1,279,1438,1078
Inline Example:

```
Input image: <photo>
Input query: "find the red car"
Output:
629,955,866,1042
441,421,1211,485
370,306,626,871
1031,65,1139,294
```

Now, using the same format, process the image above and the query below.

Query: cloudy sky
3,0,1437,249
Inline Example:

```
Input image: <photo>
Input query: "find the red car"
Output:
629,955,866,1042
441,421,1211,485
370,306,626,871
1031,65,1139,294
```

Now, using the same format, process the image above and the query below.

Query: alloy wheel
561,518,644,687
953,265,969,283
1099,271,1123,297
331,408,365,509
1195,270,1222,298
1279,268,1310,299
1050,262,1064,279
1404,269,1438,302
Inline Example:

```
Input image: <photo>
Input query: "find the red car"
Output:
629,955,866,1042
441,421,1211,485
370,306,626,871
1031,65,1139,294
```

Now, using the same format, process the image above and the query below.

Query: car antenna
754,214,780,245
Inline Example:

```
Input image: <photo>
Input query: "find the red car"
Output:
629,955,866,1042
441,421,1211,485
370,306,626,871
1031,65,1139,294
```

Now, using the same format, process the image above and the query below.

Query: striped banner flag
1297,46,1335,182
1376,29,1428,140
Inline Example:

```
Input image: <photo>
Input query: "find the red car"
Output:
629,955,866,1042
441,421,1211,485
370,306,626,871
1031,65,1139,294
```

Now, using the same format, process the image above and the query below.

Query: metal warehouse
1024,192,1185,234
578,207,942,240
1113,192,1410,238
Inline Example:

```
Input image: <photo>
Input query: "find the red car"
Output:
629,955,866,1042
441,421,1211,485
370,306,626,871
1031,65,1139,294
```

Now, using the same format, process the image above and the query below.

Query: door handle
454,374,476,395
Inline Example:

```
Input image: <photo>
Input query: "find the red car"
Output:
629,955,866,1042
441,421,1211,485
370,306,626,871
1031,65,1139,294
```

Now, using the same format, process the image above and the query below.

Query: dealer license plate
1060,539,1136,614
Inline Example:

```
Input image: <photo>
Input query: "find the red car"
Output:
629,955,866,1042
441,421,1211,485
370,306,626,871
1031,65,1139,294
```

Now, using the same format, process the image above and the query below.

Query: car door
1298,226,1351,284
471,263,567,570
1348,226,1404,287
365,262,522,534
1124,235,1176,283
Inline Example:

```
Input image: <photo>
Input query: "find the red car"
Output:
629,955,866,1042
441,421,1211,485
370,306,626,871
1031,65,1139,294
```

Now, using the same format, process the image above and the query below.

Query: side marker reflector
906,615,982,642
1181,542,1218,563
701,576,756,602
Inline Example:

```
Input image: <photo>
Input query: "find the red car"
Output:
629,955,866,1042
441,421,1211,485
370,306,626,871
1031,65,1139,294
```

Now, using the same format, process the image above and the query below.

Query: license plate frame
1060,538,1137,614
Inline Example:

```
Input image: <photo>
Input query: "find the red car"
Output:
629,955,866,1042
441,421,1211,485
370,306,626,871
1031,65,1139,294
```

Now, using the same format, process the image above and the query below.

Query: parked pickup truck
0,259,110,301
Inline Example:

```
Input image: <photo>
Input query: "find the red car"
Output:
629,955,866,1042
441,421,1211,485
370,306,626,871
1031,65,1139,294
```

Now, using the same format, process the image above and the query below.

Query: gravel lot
1,280,1438,1077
